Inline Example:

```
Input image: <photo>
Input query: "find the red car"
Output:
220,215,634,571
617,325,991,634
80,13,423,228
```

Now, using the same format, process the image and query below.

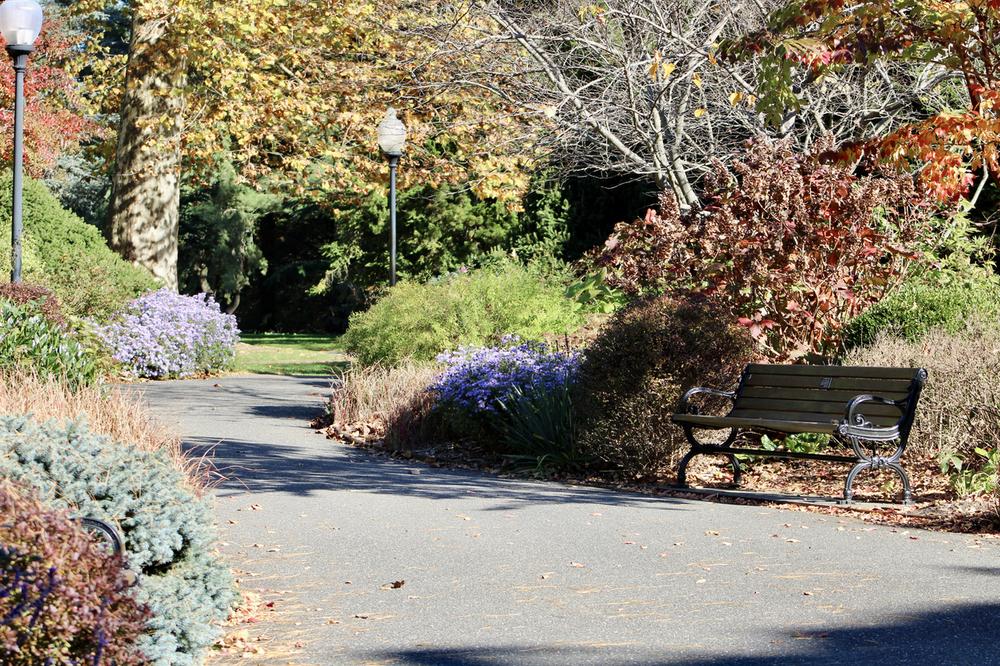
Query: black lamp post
376,107,407,286
0,0,43,284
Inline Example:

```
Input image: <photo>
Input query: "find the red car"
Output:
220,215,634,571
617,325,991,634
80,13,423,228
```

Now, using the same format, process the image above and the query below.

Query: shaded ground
232,333,348,377
141,376,1000,666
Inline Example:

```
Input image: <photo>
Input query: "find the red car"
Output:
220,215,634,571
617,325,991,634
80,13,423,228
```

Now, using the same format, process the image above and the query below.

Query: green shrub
843,275,1000,350
0,301,98,388
0,416,235,665
0,481,151,665
343,260,584,365
939,447,1000,499
0,172,158,319
573,296,757,480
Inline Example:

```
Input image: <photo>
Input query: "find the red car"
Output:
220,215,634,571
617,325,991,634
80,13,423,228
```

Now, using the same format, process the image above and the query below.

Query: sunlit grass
233,333,349,376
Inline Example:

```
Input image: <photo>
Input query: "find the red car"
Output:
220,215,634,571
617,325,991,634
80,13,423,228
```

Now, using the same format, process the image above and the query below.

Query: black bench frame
671,365,928,505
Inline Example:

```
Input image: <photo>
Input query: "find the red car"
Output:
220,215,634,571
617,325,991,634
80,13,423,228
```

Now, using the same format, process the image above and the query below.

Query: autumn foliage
724,0,1000,201
0,19,96,176
594,140,943,358
0,482,150,665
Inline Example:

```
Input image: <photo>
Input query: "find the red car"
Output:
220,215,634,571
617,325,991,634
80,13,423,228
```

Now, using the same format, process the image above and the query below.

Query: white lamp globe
377,107,407,157
0,0,43,49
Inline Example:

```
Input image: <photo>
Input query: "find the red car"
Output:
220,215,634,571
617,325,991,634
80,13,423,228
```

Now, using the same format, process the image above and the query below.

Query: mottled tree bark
107,12,186,290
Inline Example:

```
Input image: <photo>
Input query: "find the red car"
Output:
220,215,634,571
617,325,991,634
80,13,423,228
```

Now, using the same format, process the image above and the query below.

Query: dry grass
0,369,206,491
844,321,1000,457
326,361,441,450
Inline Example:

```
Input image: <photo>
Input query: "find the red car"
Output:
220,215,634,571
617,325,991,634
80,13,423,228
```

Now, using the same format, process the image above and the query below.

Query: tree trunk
107,12,186,290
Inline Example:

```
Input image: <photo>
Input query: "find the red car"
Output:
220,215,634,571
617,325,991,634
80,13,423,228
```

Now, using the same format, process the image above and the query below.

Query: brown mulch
315,422,999,536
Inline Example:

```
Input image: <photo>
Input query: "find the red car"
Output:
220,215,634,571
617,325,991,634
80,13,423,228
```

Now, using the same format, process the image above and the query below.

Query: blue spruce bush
0,416,235,664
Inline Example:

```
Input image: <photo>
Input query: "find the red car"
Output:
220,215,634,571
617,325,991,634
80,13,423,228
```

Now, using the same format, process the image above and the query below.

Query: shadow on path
186,434,691,513
358,601,999,665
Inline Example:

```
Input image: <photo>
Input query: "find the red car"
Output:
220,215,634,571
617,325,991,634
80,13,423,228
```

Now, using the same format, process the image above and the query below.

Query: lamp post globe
377,107,407,286
0,0,43,50
0,0,43,283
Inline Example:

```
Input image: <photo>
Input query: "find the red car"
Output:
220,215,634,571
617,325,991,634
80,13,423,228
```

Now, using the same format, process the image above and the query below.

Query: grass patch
234,333,349,376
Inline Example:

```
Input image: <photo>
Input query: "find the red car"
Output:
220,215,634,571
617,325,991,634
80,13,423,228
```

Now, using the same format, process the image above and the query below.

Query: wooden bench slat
672,412,840,434
739,386,911,403
733,397,904,418
743,374,914,393
729,408,900,428
745,364,920,380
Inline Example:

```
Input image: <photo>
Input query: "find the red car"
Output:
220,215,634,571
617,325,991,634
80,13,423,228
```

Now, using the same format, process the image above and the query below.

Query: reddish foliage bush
595,140,944,359
573,296,758,480
0,282,66,328
0,482,150,665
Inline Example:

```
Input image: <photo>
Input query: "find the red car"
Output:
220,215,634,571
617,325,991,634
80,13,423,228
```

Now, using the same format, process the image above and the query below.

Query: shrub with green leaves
343,260,584,365
0,481,151,665
939,447,1000,499
0,172,158,319
0,416,235,665
573,296,757,480
0,301,98,388
843,274,1000,350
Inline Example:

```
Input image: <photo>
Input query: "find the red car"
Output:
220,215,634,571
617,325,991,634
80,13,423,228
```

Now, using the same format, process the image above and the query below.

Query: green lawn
232,333,349,376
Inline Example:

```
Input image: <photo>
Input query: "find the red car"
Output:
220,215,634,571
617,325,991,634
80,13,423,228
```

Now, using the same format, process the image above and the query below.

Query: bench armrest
838,394,907,441
677,387,736,415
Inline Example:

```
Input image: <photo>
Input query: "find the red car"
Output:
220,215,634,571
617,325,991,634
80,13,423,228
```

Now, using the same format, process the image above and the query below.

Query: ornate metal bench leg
677,448,699,487
841,452,913,505
728,454,742,487
840,461,868,505
887,462,913,505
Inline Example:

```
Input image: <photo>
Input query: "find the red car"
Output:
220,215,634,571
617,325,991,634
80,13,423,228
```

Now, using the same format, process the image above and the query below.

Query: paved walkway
140,375,999,666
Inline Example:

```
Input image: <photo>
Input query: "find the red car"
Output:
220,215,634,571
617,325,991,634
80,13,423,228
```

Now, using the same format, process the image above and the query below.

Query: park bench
671,364,928,504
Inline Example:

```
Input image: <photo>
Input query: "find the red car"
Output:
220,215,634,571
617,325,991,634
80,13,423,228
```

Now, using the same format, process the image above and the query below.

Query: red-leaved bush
0,482,150,665
0,283,66,328
595,140,945,358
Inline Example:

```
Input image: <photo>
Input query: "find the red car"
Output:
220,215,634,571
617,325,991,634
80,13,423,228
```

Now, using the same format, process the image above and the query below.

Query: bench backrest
731,364,927,430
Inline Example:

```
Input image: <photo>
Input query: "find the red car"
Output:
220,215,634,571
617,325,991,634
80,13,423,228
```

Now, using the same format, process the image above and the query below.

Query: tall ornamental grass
0,369,202,490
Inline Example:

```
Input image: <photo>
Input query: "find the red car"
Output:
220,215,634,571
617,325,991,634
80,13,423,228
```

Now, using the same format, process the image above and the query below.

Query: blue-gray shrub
0,416,235,665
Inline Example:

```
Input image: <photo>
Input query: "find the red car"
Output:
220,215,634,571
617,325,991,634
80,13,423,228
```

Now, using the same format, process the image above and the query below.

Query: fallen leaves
380,580,406,590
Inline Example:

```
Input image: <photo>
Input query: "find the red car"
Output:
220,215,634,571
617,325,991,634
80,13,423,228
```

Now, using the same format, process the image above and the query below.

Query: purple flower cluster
432,339,580,415
97,289,240,379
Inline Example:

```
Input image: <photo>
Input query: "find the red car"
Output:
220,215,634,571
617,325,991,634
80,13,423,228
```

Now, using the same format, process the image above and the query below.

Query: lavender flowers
432,339,580,416
97,289,240,379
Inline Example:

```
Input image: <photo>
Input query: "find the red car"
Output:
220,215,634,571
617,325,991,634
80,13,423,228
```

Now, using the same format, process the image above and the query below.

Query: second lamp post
377,107,407,287
1,0,44,284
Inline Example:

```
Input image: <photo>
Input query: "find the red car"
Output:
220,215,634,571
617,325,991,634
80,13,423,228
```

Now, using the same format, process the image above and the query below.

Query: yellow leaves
648,52,677,81
694,108,707,118
692,73,703,88
729,91,744,107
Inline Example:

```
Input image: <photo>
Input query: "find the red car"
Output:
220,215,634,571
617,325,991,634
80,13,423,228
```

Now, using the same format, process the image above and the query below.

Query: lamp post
377,107,407,286
0,0,43,283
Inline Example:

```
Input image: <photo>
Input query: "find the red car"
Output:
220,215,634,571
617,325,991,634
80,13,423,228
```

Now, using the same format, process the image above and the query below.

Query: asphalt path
139,375,1000,666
